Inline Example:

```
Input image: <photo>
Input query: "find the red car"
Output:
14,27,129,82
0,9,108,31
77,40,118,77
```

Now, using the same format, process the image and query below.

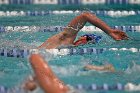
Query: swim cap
81,34,102,43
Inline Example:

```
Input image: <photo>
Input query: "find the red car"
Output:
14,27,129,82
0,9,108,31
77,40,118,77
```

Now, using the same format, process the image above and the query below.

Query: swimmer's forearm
30,54,69,93
38,41,48,49
80,12,113,34
67,12,113,34
84,65,105,71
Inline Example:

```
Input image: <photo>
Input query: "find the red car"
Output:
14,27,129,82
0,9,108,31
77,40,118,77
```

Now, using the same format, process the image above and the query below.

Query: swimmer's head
78,35,87,41
73,36,87,46
80,35,93,42
74,34,102,46
81,34,102,43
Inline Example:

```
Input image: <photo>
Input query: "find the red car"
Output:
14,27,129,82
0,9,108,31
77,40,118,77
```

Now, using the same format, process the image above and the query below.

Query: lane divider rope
0,25,140,32
0,47,139,58
1,0,140,4
0,10,139,17
75,83,140,91
0,83,140,92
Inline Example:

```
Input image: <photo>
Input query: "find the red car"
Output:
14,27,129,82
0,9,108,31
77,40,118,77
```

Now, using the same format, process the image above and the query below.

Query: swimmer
38,12,128,49
23,53,115,93
84,64,115,72
24,53,70,93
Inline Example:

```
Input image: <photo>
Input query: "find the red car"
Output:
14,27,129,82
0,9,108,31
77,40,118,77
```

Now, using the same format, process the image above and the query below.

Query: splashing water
125,62,140,74
51,65,80,77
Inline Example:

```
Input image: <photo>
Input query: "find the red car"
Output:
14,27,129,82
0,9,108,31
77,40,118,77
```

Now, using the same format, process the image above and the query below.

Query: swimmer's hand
109,29,129,41
23,76,37,91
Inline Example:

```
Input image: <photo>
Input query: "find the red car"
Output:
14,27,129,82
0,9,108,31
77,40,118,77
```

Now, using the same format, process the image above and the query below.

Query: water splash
38,49,55,62
125,62,140,74
51,65,80,76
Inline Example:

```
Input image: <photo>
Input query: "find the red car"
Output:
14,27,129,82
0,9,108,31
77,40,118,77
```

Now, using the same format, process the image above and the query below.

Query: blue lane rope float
0,25,140,33
0,49,29,58
0,83,140,93
0,10,139,17
0,48,139,58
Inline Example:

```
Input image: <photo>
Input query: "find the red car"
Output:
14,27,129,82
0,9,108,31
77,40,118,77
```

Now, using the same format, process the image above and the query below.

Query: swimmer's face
78,36,87,40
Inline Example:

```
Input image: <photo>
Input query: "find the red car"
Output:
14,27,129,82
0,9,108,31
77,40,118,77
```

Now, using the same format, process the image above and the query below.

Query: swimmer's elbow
82,12,96,18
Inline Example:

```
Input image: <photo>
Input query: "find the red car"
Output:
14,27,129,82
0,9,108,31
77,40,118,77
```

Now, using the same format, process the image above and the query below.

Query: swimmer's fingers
116,35,129,41
124,35,130,40
121,33,129,40
110,30,128,41
116,31,129,40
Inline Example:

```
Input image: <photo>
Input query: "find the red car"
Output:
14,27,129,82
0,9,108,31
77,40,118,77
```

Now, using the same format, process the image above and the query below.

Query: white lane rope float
0,25,140,32
0,10,139,17
0,47,139,58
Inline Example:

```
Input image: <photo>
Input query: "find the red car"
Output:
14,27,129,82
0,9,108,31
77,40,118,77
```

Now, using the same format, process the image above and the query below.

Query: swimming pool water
0,5,140,93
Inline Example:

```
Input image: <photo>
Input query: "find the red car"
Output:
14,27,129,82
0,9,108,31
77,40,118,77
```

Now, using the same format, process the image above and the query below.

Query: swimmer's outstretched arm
84,64,115,72
39,12,128,49
66,12,128,40
29,54,69,93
